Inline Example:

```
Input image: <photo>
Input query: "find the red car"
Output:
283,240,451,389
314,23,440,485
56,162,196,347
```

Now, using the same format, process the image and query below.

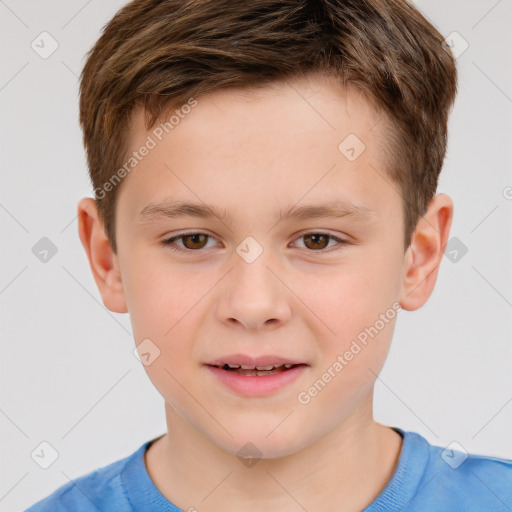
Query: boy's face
85,75,441,458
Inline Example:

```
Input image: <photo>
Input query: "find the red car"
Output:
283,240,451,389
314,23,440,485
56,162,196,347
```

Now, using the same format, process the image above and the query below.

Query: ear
399,193,454,311
77,198,128,313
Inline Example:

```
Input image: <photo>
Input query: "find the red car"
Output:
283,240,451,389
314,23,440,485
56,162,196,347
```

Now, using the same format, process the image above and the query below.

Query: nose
215,250,292,331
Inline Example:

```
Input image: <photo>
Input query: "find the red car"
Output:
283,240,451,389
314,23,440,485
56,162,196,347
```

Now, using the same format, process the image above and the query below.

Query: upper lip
205,354,308,368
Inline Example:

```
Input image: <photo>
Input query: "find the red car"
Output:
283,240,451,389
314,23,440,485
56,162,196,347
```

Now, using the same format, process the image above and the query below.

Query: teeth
222,363,297,370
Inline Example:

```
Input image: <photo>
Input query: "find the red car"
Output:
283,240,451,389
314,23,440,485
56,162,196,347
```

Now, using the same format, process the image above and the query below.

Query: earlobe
77,198,128,313
399,193,454,311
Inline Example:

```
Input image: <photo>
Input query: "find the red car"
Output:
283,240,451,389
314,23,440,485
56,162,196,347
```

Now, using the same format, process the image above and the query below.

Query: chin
213,425,311,462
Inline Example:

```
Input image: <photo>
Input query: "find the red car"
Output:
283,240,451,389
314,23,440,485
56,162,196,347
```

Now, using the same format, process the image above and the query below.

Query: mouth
203,356,309,396
208,362,306,377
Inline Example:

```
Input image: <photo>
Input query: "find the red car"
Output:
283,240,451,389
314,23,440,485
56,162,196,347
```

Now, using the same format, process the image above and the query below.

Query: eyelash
160,231,348,254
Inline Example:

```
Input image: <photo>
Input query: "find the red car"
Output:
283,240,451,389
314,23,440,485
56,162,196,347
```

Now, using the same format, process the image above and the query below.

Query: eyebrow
138,198,376,224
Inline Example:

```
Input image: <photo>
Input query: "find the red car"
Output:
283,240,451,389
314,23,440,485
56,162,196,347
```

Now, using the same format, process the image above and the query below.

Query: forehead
126,74,384,154
117,75,397,226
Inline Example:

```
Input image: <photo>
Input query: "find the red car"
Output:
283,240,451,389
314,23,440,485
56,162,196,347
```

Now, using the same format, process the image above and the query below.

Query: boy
26,0,512,510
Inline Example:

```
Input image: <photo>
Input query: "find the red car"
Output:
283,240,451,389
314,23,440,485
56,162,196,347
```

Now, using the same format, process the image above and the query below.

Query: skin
77,73,453,511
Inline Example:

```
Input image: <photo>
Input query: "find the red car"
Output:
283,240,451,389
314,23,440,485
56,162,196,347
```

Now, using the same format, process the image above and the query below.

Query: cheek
296,309,398,425
296,249,401,380
303,258,399,334
123,251,205,343
124,257,209,377
127,273,200,412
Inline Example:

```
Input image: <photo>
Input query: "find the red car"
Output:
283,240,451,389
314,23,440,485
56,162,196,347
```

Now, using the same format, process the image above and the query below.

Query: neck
145,395,402,511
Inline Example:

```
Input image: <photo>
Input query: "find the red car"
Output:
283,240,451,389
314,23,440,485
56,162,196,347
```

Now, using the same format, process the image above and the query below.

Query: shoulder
24,442,147,512
409,431,512,511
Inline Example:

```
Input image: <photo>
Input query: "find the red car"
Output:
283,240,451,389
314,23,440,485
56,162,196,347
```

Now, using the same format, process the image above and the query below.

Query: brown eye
161,232,217,252
293,232,346,252
302,234,331,250
179,234,209,249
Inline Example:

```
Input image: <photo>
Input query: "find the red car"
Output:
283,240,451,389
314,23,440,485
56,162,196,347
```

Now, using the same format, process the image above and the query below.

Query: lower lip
204,365,308,397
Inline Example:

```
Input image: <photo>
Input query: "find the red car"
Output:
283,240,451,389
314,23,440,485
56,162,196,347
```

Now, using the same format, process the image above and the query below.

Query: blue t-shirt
25,427,512,511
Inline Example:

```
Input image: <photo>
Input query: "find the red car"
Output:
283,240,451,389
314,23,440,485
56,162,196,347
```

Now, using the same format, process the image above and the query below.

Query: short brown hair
79,0,457,254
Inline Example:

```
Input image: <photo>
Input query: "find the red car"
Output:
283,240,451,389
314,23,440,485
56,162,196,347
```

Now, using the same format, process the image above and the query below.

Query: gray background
1,0,511,510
